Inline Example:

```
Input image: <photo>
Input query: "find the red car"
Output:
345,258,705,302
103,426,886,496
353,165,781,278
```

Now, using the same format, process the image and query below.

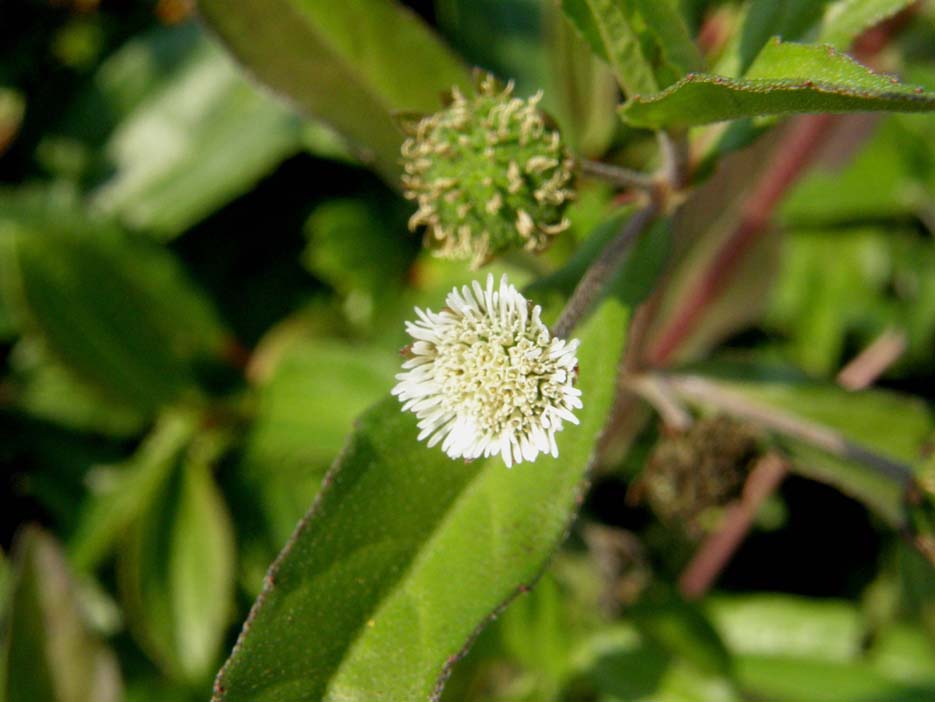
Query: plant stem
837,327,906,390
662,373,915,486
646,114,840,366
579,159,657,191
679,452,788,599
552,203,658,339
625,373,692,431
657,130,690,190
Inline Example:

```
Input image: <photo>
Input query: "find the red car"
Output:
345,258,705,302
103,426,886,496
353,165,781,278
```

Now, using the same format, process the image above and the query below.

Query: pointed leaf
629,0,704,78
0,190,228,414
120,434,235,682
212,295,629,702
197,0,470,182
90,28,309,238
820,0,916,49
620,39,935,129
69,410,198,571
561,0,658,97
739,0,831,73
2,528,123,702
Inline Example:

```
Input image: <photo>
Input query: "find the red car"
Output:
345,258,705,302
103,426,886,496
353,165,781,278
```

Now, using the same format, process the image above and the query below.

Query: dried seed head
400,72,575,268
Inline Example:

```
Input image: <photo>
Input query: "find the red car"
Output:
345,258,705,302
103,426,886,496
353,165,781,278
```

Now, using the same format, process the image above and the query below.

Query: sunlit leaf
120,433,235,682
90,28,309,238
820,0,917,49
213,291,630,702
620,39,935,129
561,0,659,97
198,0,470,182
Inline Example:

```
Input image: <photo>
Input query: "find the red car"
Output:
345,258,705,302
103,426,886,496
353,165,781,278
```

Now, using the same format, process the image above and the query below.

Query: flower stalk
551,202,659,339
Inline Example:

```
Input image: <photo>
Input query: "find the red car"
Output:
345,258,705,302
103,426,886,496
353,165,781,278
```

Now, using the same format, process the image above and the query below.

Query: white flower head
392,274,582,467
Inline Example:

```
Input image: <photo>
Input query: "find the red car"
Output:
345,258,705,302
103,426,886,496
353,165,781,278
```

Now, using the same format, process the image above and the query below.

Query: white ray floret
392,274,582,467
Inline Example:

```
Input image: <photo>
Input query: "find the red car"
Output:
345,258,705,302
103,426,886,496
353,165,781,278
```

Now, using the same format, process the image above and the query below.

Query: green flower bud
401,72,575,269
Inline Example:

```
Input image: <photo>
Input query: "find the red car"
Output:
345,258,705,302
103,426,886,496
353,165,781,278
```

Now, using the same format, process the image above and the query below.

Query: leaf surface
91,29,309,238
561,0,658,97
120,433,235,682
3,528,123,702
820,0,916,49
213,294,629,702
197,0,470,182
629,0,704,79
0,191,227,414
620,39,935,129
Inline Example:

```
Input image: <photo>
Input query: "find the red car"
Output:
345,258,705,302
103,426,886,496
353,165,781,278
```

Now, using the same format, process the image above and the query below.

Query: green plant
1,2,935,701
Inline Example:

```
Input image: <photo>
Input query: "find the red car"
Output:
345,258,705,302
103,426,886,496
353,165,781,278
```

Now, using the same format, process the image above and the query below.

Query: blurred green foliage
1,1,934,701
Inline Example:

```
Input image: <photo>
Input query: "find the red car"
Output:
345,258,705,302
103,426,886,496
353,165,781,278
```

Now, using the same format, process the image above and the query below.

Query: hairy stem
579,159,656,190
552,203,658,339
662,373,915,486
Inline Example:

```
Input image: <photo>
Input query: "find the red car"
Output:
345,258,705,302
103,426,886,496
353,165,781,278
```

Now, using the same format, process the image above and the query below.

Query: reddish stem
679,453,788,600
647,113,839,367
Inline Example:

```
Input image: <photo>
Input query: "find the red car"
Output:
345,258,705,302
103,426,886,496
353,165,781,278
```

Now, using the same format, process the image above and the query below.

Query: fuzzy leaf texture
620,39,935,129
212,293,629,702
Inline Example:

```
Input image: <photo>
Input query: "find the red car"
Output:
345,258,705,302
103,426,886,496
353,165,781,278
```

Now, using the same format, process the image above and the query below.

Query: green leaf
868,623,935,682
496,575,574,698
820,0,916,49
561,0,658,97
212,296,629,702
0,189,228,414
707,594,935,701
765,226,935,377
2,528,123,702
672,363,934,525
708,594,862,662
240,339,399,545
197,0,470,183
303,198,416,317
620,39,935,129
569,624,737,702
629,0,704,78
739,0,831,73
7,339,145,438
527,212,672,313
546,6,619,158
436,0,550,98
630,594,734,680
90,28,309,239
735,655,935,702
68,410,198,571
119,432,235,682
